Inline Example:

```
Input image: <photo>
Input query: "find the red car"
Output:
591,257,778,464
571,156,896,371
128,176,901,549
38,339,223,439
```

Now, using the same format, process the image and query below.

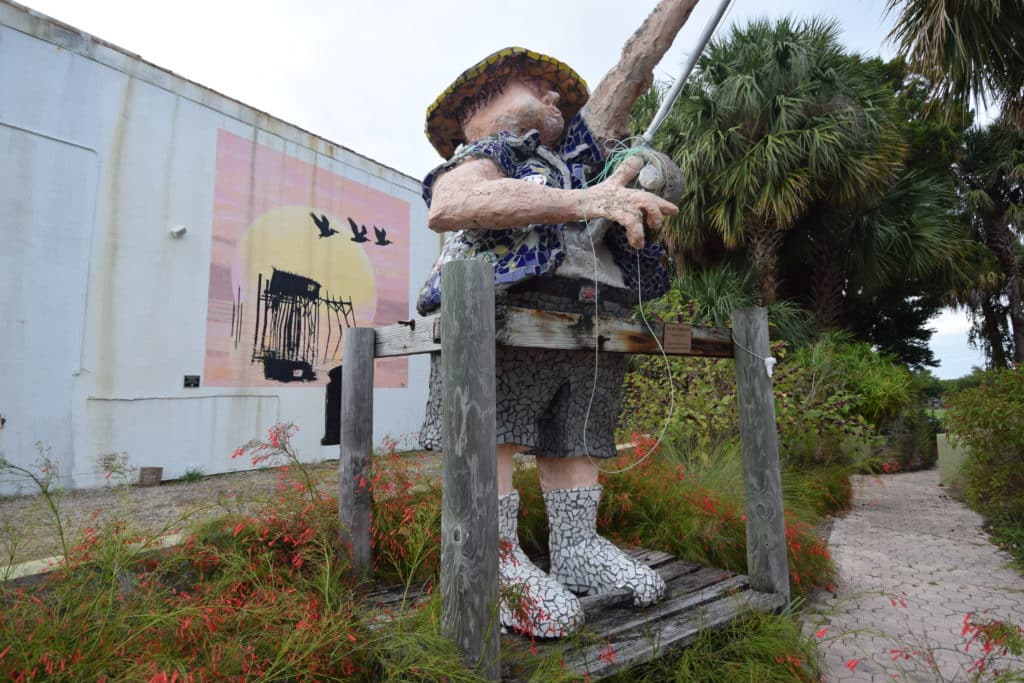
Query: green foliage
660,17,903,305
945,367,1024,521
954,123,1024,366
646,265,816,347
178,466,206,483
989,517,1024,574
787,333,915,429
887,0,1024,128
620,334,882,471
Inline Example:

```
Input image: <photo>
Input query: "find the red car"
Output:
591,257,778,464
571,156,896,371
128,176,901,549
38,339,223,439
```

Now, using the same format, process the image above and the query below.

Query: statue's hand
583,156,679,249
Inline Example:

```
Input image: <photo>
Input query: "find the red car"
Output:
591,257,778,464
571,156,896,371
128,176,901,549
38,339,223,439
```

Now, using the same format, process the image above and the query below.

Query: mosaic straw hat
425,47,589,159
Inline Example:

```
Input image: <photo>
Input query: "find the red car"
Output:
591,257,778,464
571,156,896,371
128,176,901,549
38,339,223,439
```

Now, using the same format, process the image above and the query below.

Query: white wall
0,3,435,492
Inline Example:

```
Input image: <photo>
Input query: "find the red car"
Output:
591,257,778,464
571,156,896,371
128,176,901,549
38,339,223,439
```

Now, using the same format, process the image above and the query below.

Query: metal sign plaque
662,323,693,355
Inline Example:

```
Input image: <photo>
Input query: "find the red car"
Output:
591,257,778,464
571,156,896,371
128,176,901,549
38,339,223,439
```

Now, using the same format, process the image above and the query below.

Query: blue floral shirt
416,114,669,314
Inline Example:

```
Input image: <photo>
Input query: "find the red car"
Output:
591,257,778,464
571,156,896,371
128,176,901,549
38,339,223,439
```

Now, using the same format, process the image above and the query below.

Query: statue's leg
497,481,583,638
537,459,666,607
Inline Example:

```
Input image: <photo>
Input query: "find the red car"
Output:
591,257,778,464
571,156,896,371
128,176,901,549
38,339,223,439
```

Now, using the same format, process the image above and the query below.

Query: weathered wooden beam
439,260,500,680
338,327,374,579
731,308,790,604
374,316,440,357
373,307,733,358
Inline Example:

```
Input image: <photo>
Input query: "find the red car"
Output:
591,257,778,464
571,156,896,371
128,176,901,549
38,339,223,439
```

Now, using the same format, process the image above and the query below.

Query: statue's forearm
584,0,700,143
428,177,586,232
426,157,677,248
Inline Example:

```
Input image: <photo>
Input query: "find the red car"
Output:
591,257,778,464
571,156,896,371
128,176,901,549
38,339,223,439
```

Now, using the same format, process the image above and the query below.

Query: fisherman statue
416,0,698,638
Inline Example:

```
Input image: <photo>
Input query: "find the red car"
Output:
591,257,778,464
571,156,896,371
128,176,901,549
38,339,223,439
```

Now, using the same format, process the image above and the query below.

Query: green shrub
620,340,878,471
945,367,1024,521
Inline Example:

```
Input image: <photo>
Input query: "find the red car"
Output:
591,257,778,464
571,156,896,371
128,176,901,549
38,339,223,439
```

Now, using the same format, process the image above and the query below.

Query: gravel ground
0,464,339,567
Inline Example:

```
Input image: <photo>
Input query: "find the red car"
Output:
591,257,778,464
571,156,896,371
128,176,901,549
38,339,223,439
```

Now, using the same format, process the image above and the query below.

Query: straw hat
425,47,589,159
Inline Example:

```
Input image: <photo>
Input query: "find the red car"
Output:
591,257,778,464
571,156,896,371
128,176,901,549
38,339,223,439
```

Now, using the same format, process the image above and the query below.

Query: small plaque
183,375,200,388
662,323,692,355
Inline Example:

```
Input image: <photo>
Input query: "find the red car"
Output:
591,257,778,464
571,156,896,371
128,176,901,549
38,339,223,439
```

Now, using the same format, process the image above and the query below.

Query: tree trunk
986,219,1024,363
1008,274,1024,364
748,222,783,306
810,236,844,329
979,296,1011,369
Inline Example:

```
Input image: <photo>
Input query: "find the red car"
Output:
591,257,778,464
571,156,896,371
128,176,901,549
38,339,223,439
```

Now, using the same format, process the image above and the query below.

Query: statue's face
466,75,565,147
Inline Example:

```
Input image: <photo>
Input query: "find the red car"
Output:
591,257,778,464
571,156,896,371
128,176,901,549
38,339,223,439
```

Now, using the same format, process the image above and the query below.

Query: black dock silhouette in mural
250,268,356,383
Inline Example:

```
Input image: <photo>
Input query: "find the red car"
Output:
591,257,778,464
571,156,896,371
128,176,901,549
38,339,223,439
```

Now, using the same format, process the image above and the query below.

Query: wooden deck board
501,548,786,681
367,547,785,680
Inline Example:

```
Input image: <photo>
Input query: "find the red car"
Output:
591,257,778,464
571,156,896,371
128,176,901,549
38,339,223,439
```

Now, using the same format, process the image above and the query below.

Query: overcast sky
19,0,987,378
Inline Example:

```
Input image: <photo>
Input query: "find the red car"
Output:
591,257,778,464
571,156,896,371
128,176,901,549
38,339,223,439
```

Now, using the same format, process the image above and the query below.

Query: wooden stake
731,307,790,604
339,327,374,579
440,260,500,680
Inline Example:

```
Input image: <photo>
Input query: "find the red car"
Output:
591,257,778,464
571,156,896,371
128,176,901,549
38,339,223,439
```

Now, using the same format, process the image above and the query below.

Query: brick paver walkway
810,469,1024,682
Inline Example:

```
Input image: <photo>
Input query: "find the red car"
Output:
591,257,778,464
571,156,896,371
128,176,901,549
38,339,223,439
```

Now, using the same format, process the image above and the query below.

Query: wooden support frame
339,266,790,678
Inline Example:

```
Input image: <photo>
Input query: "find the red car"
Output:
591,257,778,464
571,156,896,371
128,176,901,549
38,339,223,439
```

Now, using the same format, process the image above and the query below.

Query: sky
19,0,988,378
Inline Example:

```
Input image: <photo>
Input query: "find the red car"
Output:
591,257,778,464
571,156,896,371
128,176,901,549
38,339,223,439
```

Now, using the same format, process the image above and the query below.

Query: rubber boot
544,485,666,607
498,490,583,638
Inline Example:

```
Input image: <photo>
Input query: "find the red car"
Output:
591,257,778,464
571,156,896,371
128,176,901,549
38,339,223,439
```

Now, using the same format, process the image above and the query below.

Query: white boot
498,490,583,638
545,485,666,607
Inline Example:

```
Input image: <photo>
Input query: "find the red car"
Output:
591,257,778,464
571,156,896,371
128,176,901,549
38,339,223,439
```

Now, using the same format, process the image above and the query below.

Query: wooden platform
370,547,786,680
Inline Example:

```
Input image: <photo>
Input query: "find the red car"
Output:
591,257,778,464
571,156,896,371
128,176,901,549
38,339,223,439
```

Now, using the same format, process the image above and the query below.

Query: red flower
844,658,860,671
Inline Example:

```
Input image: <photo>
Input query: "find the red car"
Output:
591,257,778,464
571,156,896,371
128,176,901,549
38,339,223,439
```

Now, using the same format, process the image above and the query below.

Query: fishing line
574,0,739,473
579,144,676,475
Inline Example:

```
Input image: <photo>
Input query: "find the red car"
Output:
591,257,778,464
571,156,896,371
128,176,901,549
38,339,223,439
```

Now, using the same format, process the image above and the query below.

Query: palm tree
793,170,966,329
954,123,1024,362
658,18,904,305
886,0,1024,129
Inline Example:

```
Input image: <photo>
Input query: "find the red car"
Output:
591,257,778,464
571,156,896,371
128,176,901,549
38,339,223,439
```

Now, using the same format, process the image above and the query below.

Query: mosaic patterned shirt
416,114,670,314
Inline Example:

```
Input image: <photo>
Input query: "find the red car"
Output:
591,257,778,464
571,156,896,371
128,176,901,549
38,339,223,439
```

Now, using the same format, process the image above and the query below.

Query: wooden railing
338,259,788,680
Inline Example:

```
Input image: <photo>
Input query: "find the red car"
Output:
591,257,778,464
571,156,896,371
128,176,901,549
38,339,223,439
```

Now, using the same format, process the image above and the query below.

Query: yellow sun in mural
238,206,377,325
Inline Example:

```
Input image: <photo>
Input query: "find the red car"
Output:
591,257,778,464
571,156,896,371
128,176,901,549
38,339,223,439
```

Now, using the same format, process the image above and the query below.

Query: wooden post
339,327,374,579
440,260,500,680
731,307,790,604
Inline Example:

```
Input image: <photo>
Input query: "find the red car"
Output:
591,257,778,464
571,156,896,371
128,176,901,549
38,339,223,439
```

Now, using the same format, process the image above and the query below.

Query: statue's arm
582,0,701,143
426,157,677,248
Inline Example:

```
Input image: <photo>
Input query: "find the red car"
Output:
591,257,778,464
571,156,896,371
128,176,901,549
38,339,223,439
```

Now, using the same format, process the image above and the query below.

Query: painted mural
204,130,410,387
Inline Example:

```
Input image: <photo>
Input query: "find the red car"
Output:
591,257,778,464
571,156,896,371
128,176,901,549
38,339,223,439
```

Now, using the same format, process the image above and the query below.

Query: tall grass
0,426,852,680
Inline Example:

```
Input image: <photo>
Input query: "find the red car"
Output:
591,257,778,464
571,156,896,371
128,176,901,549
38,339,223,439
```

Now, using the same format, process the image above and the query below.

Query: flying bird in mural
348,218,369,243
373,225,393,246
310,212,338,238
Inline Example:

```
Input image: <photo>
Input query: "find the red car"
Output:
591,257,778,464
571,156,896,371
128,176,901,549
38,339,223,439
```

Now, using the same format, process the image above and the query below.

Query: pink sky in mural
205,129,410,388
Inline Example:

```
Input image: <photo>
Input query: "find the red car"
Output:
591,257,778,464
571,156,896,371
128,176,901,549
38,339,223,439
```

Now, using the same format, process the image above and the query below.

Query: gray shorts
418,277,635,458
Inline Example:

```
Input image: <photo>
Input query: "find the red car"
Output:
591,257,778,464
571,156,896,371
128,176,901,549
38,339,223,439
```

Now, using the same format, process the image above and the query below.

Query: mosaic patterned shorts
418,277,636,458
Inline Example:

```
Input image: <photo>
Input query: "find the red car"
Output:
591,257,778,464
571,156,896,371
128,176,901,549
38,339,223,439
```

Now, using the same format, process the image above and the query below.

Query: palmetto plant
789,169,967,330
657,18,904,305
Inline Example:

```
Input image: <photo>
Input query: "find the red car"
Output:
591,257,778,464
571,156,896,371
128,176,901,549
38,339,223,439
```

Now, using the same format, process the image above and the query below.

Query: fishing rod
641,0,735,143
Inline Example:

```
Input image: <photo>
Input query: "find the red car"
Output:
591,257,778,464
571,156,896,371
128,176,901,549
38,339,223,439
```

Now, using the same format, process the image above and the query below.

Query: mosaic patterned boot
498,491,583,638
545,485,666,607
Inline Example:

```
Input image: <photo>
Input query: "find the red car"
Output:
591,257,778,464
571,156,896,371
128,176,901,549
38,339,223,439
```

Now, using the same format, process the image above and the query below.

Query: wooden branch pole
440,260,500,680
731,308,790,604
339,327,374,579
